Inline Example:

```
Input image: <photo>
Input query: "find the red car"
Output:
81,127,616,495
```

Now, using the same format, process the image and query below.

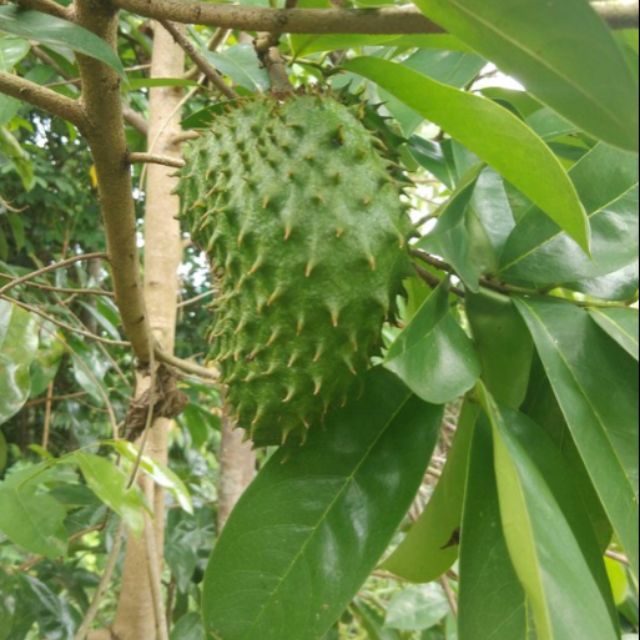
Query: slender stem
41,382,54,450
605,549,629,565
154,347,219,381
0,273,114,297
0,252,108,297
109,0,638,32
439,575,458,617
177,289,214,308
1,295,130,347
159,20,238,99
143,514,170,640
74,520,125,640
128,151,185,168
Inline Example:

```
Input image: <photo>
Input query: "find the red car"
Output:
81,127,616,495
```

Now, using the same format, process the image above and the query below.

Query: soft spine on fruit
178,94,413,446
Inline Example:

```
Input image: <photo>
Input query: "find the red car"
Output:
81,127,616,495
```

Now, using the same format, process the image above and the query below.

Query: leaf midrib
240,391,413,640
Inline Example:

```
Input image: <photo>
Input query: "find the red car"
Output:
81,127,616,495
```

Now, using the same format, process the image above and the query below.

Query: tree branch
0,71,87,129
154,347,219,381
159,20,238,99
75,0,153,364
110,0,638,33
128,151,184,168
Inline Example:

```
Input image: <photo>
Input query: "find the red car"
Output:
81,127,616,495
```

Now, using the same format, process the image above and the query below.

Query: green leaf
385,584,449,631
108,440,193,514
0,299,39,425
588,307,638,361
206,44,268,92
383,400,478,582
290,33,471,57
202,368,443,640
500,143,639,286
458,415,528,640
0,480,67,557
478,385,619,640
417,165,483,291
384,281,480,403
127,77,198,90
29,323,64,397
413,0,638,150
514,297,639,578
74,452,147,536
343,57,589,252
0,35,30,71
0,6,124,77
569,261,638,302
171,612,205,640
466,289,533,408
351,599,401,640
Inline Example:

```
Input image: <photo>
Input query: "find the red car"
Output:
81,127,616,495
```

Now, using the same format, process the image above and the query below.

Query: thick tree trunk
110,24,184,640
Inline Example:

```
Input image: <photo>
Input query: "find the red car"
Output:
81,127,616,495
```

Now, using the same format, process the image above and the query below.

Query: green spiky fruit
179,94,413,446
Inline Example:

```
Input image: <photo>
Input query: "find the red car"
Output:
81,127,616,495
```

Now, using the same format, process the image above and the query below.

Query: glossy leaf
417,166,483,291
0,299,39,425
479,386,619,640
0,6,124,76
458,416,527,640
202,368,443,640
466,289,533,408
514,297,639,578
384,401,479,582
384,281,480,403
109,440,193,514
207,44,268,92
569,261,639,303
0,35,30,71
413,0,638,150
74,452,147,536
500,143,639,286
343,57,589,251
589,307,639,361
0,474,67,558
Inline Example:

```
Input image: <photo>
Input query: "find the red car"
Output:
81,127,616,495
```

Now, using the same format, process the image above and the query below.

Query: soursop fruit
179,94,413,446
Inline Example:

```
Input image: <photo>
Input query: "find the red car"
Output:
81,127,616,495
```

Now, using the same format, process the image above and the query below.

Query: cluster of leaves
0,0,638,638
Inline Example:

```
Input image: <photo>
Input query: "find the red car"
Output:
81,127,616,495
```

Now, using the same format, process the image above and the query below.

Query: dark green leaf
384,401,479,582
409,136,456,189
458,415,527,640
413,0,638,150
514,297,639,578
466,289,533,408
343,57,589,251
500,143,638,286
384,281,480,403
0,6,124,76
202,368,443,640
417,166,483,291
479,385,619,640
588,307,638,360
0,299,39,425
0,35,30,71
568,261,638,302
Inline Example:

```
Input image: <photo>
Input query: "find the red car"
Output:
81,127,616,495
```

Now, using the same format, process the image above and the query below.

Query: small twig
154,347,219,381
414,263,465,298
177,289,214,308
1,295,130,348
184,27,230,79
171,130,200,144
0,252,108,297
25,391,87,408
41,382,54,450
0,273,114,298
160,20,238,100
128,151,185,169
605,549,629,565
73,520,125,640
439,575,458,617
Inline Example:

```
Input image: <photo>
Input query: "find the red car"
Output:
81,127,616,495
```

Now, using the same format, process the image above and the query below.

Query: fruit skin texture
179,94,413,446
